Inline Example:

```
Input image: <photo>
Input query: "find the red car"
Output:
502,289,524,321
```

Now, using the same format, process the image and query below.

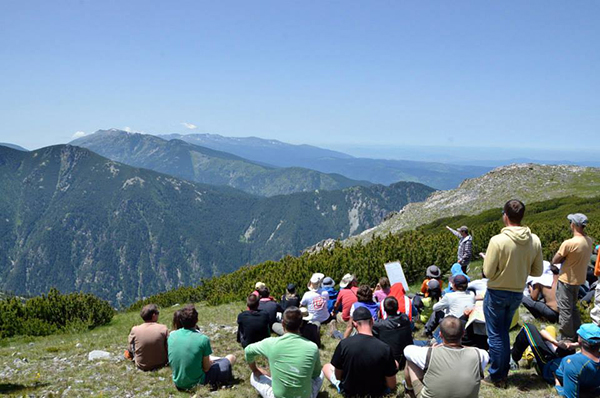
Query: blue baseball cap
577,323,600,344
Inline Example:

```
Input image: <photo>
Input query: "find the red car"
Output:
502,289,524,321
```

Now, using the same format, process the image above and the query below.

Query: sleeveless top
422,345,483,398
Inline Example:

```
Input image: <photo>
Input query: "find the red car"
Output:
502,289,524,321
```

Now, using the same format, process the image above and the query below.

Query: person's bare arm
385,375,397,390
530,284,541,301
343,319,353,339
202,355,213,372
552,253,565,265
248,361,270,378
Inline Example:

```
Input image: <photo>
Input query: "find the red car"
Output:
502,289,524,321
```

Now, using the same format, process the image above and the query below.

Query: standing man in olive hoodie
481,199,543,387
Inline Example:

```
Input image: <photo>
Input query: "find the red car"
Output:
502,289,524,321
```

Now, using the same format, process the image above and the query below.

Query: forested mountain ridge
161,133,493,189
0,145,433,305
71,129,371,196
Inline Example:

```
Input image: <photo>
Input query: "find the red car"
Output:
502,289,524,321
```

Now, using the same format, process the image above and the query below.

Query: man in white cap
446,225,473,273
300,273,330,324
552,213,594,341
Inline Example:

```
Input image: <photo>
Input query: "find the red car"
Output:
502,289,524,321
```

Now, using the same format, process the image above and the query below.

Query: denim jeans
484,288,523,380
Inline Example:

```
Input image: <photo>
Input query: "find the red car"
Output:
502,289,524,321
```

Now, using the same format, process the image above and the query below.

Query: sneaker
509,358,519,371
482,376,508,389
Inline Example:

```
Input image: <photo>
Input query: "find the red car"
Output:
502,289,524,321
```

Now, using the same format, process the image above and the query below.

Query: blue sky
1,1,598,157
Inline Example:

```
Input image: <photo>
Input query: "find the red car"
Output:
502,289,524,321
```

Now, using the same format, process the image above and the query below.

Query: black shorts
204,358,233,386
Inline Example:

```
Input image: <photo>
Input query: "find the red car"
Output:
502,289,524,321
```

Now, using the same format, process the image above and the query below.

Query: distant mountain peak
70,129,371,196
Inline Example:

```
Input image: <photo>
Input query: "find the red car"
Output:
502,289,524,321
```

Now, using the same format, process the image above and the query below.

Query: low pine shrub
0,288,114,338
129,196,600,309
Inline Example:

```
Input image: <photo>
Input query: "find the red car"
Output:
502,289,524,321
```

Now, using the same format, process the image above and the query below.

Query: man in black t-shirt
373,296,413,370
322,306,398,397
257,287,284,335
237,294,271,348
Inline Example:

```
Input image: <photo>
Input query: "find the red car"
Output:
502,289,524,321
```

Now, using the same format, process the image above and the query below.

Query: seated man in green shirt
167,305,237,391
245,306,323,398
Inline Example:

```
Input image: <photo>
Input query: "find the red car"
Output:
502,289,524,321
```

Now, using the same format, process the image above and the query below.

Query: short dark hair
179,304,199,329
247,294,259,310
428,287,441,301
140,304,159,322
257,287,270,299
579,337,600,353
453,281,468,292
383,296,398,314
356,285,373,302
378,277,390,290
282,307,302,333
504,199,525,224
440,316,464,344
172,310,182,330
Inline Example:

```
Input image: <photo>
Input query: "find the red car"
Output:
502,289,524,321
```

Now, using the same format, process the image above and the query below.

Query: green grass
0,262,560,397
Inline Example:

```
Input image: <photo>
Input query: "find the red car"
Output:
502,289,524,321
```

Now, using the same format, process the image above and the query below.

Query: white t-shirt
404,345,489,370
432,291,475,318
300,289,330,323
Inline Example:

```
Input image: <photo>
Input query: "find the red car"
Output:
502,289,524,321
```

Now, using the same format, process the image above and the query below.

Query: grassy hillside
0,298,556,398
132,195,600,309
349,163,600,245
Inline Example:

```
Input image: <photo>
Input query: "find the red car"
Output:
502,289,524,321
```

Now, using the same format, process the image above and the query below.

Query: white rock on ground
88,350,112,361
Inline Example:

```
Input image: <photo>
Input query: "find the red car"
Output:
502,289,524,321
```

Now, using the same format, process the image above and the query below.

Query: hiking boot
482,376,508,389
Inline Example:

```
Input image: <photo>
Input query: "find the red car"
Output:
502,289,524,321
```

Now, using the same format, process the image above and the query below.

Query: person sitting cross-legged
127,304,169,371
403,316,489,398
323,306,398,397
168,305,237,391
245,307,323,398
426,274,475,340
237,293,271,348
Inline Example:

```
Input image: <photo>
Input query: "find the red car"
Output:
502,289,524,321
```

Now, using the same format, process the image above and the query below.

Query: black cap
352,306,373,321
287,283,296,292
453,274,468,287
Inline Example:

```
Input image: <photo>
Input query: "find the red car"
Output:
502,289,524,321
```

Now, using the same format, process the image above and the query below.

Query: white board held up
384,261,409,292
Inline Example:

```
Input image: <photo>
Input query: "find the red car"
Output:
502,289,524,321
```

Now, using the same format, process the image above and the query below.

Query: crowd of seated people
123,203,600,397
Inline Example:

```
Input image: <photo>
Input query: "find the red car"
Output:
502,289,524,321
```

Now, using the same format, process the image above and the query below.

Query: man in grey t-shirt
403,316,489,398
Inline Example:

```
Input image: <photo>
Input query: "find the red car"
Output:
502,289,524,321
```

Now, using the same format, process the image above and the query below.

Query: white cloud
122,127,146,134
72,131,87,139
181,122,197,130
